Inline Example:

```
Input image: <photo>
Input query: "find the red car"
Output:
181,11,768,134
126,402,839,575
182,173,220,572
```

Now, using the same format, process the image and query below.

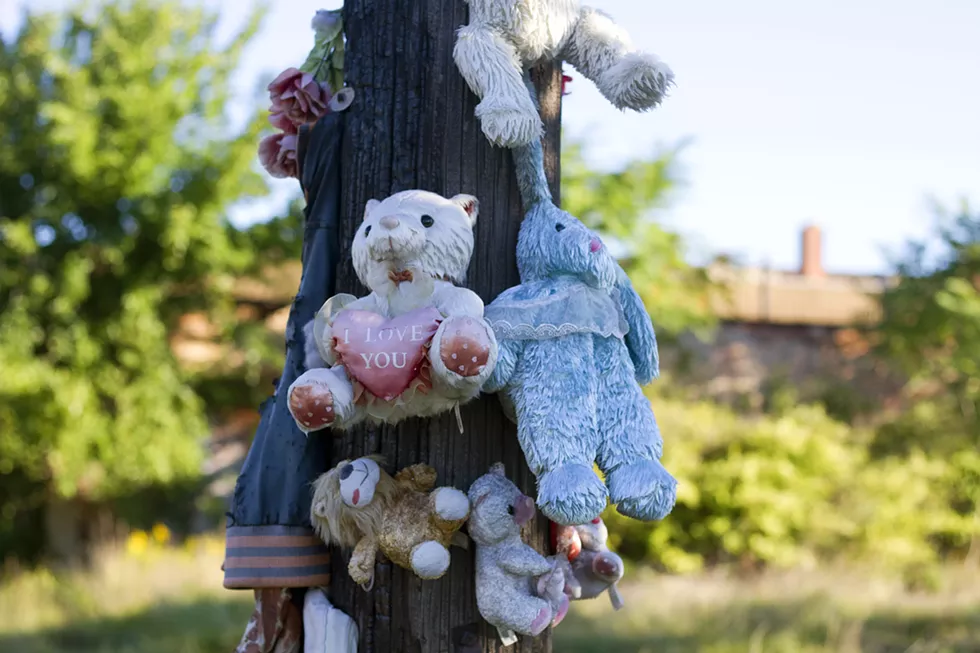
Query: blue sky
3,0,978,274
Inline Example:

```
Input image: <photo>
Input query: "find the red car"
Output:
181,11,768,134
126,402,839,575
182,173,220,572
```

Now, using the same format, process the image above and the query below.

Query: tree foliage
0,0,268,558
561,138,717,338
873,204,980,450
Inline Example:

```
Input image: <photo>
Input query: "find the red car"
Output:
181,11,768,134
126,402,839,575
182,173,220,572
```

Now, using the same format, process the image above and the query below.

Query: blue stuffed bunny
483,115,677,526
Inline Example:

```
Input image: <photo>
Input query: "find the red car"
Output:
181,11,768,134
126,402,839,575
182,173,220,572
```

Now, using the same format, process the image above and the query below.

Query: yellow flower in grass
151,523,171,545
126,530,149,556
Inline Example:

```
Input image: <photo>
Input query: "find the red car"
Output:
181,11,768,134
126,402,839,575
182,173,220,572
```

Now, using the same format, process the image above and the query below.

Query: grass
557,569,980,652
2,535,980,652
0,532,253,653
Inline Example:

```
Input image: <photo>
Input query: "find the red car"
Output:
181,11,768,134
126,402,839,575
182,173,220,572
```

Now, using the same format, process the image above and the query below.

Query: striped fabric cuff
223,525,331,589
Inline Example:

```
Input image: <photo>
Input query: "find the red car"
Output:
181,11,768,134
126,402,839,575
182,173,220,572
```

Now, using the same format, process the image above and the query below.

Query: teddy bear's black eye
363,225,371,237
507,505,515,516
555,223,565,232
340,464,354,480
421,215,435,228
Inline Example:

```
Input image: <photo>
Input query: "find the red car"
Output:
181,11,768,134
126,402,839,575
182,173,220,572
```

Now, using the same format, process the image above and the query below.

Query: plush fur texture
551,518,625,609
468,463,568,644
287,190,499,433
310,458,469,589
454,0,673,147
482,119,677,525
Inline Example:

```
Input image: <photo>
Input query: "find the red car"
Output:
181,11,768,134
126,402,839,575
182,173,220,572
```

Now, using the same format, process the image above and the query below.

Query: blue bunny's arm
615,268,659,385
483,337,523,394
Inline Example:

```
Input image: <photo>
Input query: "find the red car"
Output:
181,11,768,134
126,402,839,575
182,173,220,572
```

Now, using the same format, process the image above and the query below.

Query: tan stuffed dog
310,456,470,589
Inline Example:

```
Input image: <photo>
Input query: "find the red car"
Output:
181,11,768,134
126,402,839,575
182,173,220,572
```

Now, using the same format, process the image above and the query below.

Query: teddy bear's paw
433,487,470,522
536,564,566,605
438,316,492,378
551,594,570,627
350,567,375,591
537,464,608,526
288,374,337,433
475,100,543,148
601,52,675,112
551,557,582,599
411,541,450,580
607,459,678,521
528,603,552,637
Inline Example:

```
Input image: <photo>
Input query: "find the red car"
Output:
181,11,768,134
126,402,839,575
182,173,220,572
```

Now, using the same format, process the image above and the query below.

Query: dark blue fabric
225,112,343,535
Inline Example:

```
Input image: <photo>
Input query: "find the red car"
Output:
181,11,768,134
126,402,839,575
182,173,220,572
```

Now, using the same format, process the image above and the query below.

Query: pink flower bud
258,133,299,179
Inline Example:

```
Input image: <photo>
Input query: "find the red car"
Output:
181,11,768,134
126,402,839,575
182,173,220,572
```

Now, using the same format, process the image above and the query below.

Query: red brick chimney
800,225,824,277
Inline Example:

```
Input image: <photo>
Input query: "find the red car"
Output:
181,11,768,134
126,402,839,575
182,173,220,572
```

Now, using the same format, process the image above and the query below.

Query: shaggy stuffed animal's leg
563,6,674,112
594,337,678,521
516,336,608,525
453,23,543,147
287,366,356,433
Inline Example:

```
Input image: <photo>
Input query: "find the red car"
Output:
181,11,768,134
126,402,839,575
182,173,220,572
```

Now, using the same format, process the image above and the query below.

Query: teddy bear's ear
451,194,479,226
313,499,329,519
363,199,381,221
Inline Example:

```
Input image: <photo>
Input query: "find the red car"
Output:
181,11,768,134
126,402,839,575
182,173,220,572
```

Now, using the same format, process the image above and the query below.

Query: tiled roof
708,264,892,327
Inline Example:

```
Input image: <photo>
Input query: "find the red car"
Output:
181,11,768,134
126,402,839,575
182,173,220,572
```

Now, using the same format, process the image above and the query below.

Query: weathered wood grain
328,1,562,651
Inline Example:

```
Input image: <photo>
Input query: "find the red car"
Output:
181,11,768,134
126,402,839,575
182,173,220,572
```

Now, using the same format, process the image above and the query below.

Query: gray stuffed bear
468,463,569,645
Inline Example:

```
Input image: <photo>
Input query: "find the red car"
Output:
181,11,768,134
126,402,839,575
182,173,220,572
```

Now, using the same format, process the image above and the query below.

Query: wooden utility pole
327,1,562,651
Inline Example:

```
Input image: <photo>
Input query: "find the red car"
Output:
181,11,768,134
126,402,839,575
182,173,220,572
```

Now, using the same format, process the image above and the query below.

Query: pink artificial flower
269,110,297,134
268,67,332,129
258,133,299,179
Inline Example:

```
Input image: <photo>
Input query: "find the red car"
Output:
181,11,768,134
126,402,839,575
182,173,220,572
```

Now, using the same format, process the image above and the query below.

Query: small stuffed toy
287,190,498,432
468,463,569,646
453,0,673,147
483,114,677,526
310,457,470,589
551,517,625,609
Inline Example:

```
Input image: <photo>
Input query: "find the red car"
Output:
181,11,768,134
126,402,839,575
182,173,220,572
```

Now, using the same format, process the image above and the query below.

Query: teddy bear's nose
589,237,603,253
380,216,400,230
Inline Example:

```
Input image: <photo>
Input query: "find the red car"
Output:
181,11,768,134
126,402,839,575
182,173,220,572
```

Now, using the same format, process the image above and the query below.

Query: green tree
0,0,267,561
561,138,717,338
871,202,980,563
873,204,980,454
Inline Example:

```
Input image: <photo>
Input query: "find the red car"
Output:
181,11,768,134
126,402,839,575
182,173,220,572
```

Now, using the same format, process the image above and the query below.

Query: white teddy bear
453,0,674,147
287,190,498,433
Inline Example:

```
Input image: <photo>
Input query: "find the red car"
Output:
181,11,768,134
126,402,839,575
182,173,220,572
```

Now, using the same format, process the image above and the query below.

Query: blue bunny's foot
537,463,608,525
607,459,678,521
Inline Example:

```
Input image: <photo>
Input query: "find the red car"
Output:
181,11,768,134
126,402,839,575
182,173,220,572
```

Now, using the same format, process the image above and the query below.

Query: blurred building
667,225,903,416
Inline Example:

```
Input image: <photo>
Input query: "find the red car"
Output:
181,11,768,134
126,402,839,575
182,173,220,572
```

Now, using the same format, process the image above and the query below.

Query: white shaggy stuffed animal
453,0,674,147
287,190,498,432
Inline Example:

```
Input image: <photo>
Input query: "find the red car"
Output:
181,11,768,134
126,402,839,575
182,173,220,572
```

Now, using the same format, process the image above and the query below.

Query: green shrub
604,394,979,575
